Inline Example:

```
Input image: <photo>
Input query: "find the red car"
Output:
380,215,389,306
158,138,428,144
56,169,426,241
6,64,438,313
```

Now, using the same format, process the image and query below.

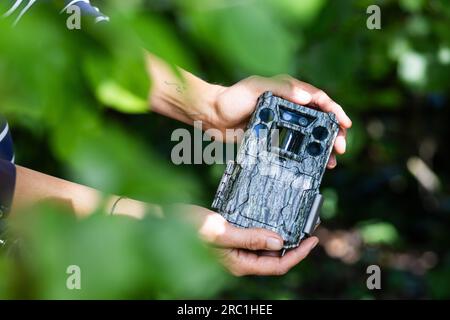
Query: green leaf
266,0,327,26
358,221,399,245
179,0,298,75
96,80,148,114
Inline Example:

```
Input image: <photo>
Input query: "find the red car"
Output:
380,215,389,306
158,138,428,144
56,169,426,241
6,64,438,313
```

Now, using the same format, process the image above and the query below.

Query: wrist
189,81,226,131
107,196,163,219
147,53,227,130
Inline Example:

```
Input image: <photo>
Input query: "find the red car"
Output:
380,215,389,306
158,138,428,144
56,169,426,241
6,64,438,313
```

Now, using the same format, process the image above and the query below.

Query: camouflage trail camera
212,91,340,249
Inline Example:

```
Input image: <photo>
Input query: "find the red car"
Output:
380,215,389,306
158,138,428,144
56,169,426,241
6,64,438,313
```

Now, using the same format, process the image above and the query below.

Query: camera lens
298,117,309,126
259,108,275,122
306,142,323,156
281,111,293,121
253,123,268,137
312,126,329,140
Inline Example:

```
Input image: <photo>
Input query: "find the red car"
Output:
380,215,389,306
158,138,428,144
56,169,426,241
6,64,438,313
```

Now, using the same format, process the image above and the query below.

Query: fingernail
344,113,352,128
337,137,346,153
327,156,336,169
309,238,319,251
266,237,283,250
295,89,312,102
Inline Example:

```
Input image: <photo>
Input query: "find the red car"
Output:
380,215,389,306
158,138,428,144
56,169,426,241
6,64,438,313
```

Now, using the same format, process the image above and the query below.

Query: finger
254,75,313,106
257,250,282,257
312,94,352,129
196,211,284,250
294,81,352,129
327,154,337,169
334,127,347,154
217,224,284,251
277,86,312,106
234,236,319,276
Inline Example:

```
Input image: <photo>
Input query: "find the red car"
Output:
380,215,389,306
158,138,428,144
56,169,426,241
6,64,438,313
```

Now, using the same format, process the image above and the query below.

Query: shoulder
0,117,15,217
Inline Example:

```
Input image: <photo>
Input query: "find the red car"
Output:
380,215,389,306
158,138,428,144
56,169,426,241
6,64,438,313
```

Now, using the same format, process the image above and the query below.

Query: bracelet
110,196,127,215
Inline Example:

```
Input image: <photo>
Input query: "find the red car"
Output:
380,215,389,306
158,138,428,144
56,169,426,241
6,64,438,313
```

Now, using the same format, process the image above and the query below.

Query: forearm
146,53,225,130
10,165,150,219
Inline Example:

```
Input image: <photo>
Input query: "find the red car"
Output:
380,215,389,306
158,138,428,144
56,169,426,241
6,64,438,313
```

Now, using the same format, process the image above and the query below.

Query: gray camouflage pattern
212,92,340,248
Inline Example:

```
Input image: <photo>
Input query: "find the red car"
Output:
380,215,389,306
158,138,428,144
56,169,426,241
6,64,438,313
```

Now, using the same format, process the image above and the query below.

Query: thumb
223,225,284,251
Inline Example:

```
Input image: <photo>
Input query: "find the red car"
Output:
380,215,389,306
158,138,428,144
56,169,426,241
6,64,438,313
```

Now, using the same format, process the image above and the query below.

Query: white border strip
0,123,9,142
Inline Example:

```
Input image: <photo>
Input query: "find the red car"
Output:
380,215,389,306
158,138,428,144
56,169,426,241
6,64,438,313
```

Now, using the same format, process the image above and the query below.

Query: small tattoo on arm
164,81,187,94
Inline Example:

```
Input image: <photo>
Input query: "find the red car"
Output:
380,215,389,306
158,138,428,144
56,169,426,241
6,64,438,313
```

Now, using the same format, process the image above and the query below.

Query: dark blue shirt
0,118,16,217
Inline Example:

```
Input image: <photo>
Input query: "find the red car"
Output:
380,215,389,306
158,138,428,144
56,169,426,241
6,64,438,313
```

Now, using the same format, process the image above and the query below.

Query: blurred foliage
0,0,449,299
358,221,399,245
1,204,226,299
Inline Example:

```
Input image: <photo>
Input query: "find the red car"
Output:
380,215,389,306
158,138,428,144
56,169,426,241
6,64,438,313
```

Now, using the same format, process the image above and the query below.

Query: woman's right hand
181,205,319,276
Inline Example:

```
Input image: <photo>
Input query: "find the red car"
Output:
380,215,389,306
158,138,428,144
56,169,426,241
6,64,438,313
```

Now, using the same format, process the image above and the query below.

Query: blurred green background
0,0,449,299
